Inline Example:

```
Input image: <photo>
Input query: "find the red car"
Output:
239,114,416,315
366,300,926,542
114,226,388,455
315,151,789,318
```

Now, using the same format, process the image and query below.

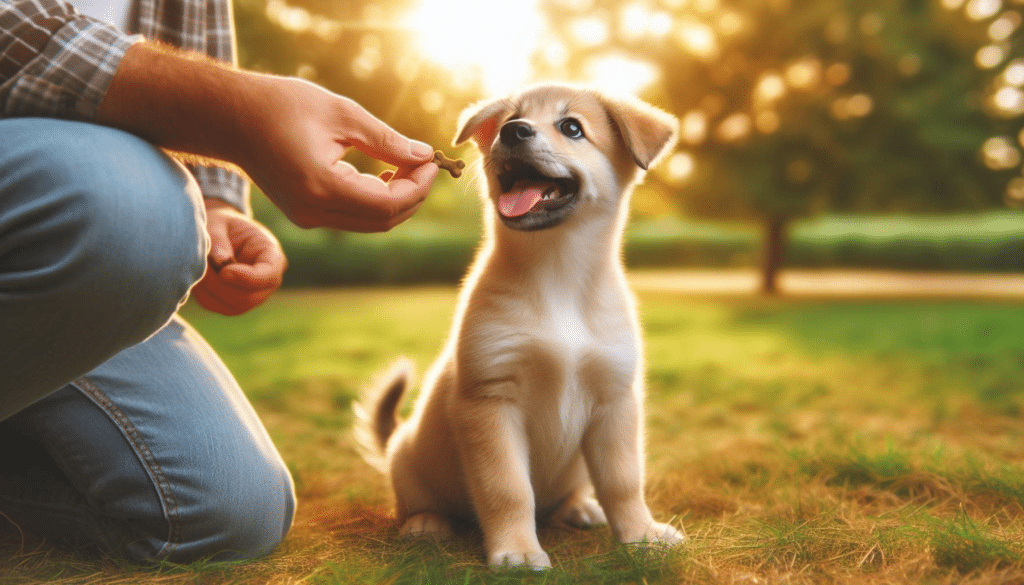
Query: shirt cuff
191,164,251,216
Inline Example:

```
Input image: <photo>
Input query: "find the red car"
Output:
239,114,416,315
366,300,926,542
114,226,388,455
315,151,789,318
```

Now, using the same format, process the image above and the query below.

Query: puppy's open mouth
495,161,580,229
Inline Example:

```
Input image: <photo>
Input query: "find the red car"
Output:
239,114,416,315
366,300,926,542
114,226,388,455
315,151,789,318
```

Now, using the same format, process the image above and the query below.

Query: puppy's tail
353,358,411,472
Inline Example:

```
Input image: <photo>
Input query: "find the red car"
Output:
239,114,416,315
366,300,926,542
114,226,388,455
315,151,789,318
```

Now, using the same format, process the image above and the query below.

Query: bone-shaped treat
434,150,466,178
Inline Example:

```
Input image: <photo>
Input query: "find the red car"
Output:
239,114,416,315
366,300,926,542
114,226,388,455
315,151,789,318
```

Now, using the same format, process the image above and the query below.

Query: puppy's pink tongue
499,185,545,218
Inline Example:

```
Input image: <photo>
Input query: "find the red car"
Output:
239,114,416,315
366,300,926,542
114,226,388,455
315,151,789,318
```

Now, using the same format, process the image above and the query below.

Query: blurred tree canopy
541,0,1023,292
234,0,1023,292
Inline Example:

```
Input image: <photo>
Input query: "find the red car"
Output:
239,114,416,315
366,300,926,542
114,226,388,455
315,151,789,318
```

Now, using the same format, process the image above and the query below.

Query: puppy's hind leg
553,490,607,530
551,465,607,529
400,512,455,541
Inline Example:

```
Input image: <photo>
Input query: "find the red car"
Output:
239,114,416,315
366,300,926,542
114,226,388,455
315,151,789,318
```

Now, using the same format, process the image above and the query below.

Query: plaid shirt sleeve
0,0,140,120
0,0,250,213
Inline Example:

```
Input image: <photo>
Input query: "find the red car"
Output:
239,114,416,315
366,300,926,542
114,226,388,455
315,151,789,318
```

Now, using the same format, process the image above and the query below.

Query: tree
539,0,1019,293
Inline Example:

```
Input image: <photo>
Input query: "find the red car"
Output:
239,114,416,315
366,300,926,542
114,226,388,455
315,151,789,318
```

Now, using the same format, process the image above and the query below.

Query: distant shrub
269,212,1024,286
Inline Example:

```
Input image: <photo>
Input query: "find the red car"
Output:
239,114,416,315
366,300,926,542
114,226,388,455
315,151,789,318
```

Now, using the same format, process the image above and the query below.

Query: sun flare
406,0,544,94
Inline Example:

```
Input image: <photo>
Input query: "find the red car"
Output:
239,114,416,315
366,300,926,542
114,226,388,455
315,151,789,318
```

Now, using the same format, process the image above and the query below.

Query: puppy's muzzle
490,120,581,231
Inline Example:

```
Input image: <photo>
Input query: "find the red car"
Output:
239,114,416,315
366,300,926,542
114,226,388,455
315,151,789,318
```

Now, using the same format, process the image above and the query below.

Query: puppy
356,83,682,569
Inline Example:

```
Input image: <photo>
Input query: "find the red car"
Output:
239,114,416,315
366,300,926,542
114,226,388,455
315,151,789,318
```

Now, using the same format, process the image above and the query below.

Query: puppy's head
455,84,678,232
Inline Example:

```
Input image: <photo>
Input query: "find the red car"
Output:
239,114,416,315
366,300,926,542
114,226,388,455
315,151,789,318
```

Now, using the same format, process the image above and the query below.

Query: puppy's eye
559,118,584,140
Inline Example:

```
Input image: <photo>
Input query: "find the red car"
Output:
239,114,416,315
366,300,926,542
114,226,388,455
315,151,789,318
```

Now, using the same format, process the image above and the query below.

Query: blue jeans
0,119,295,562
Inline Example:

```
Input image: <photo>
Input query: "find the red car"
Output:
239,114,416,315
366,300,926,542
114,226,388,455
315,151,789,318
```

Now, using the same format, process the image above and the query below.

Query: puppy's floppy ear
454,98,514,148
601,94,679,170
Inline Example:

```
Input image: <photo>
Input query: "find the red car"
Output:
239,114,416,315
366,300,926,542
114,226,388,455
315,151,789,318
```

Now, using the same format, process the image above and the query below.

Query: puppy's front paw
624,521,686,547
488,549,552,570
399,512,454,541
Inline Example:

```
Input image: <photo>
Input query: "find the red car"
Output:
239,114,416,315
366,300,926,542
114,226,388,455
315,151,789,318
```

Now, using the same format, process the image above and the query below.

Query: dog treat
434,150,466,178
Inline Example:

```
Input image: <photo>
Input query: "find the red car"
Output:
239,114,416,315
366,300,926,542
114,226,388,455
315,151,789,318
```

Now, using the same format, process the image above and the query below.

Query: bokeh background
233,0,1024,293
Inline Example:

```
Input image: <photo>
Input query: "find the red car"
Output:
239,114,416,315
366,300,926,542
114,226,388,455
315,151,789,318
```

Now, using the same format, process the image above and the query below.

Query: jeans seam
71,377,182,558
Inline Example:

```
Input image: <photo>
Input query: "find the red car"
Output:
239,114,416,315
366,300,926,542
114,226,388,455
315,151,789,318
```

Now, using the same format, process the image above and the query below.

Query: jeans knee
170,455,296,562
73,128,206,319
220,472,296,561
3,120,208,343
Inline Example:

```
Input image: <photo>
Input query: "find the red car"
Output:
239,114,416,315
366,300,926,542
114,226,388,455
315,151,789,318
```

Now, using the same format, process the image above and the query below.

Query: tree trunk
759,215,788,296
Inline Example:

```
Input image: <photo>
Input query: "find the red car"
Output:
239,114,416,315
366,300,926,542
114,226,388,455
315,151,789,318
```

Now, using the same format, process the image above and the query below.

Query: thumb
341,99,434,166
206,220,236,268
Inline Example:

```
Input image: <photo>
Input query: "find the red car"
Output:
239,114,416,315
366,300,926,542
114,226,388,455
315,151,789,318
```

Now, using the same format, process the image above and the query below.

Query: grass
5,284,1024,583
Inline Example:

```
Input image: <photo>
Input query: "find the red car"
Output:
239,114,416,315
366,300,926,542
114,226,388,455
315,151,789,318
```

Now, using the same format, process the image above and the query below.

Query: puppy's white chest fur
460,252,639,503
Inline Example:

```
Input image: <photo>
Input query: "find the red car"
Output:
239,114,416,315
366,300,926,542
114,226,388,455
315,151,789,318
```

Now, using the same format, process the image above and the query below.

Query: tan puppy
356,83,682,569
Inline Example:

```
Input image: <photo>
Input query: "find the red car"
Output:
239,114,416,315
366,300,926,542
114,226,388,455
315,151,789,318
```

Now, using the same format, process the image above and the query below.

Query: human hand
235,76,440,232
193,199,287,316
97,44,439,233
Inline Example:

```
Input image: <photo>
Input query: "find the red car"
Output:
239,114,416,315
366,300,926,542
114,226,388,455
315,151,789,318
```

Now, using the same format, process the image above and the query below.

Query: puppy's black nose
500,120,536,145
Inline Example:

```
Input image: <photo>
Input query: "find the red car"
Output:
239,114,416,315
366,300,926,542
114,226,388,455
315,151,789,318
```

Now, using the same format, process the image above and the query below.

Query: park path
628,269,1024,299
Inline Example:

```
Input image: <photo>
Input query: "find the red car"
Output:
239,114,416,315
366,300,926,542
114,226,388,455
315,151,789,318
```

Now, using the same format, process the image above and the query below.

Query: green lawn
5,286,1024,583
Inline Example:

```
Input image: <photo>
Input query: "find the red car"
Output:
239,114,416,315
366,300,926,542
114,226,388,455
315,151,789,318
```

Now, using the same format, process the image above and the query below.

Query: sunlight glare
988,12,1021,40
754,72,786,105
265,0,341,41
982,136,1021,169
966,0,1002,20
586,56,659,95
572,16,611,47
621,3,649,40
786,58,822,90
993,86,1024,115
715,113,751,143
667,152,695,183
407,0,544,94
718,11,744,36
649,12,674,37
266,0,310,32
1004,59,1024,85
846,94,874,117
830,94,874,120
540,41,569,68
555,0,594,9
693,0,719,13
420,90,445,113
351,35,382,80
681,110,708,144
620,3,673,40
977,44,1007,69
676,21,718,58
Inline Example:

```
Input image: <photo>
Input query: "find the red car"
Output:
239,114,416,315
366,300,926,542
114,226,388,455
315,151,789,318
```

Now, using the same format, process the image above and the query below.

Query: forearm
96,42,258,168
